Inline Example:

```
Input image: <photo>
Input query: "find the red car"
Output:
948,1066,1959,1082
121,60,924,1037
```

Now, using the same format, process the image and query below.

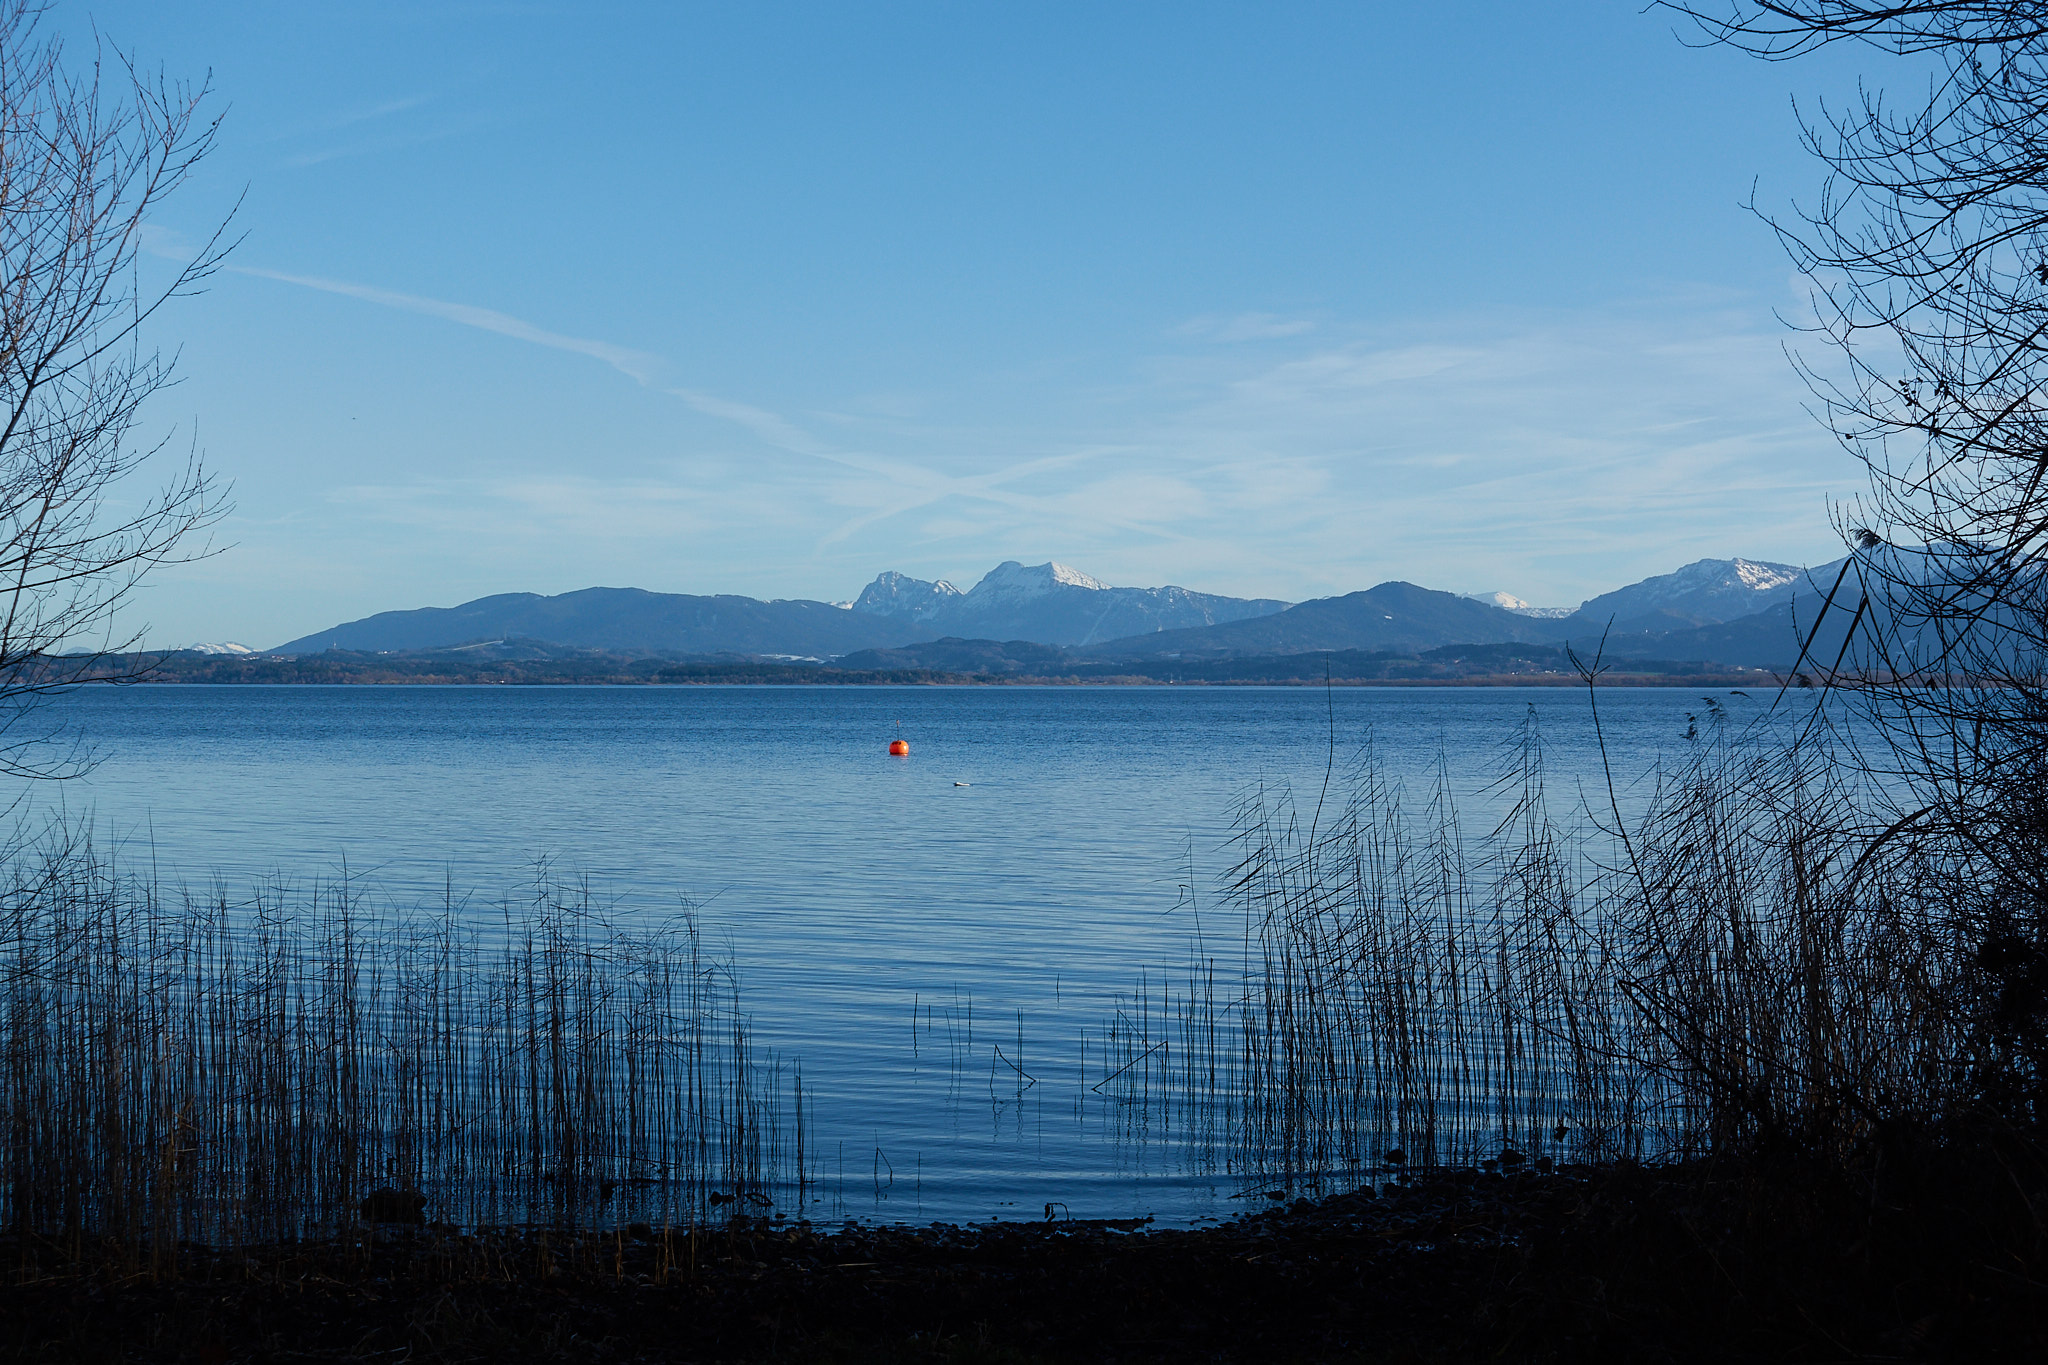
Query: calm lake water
31,684,1817,1224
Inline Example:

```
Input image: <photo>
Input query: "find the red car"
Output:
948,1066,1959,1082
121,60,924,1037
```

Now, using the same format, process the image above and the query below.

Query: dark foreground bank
3,1157,2039,1363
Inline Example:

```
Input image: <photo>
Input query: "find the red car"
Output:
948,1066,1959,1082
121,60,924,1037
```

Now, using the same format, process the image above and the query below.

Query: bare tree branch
0,2,232,780
1668,0,2048,1129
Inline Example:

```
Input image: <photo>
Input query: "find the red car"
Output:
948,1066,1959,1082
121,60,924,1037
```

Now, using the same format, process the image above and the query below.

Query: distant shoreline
124,677,1759,686
109,665,1776,689
121,677,1766,687
49,650,1788,690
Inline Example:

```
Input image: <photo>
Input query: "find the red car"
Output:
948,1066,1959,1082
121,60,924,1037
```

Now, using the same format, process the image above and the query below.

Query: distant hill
98,642,1766,687
835,637,1071,676
271,587,926,657
1556,603,1808,671
833,636,1753,683
1077,582,1554,659
1551,548,1968,672
1559,557,1831,632
850,561,1290,646
1561,547,2019,674
275,561,1291,658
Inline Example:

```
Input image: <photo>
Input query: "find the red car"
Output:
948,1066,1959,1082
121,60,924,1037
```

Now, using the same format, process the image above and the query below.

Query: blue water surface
31,683,1820,1224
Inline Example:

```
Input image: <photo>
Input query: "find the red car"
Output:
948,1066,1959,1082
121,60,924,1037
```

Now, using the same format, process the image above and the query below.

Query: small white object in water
955,781,970,787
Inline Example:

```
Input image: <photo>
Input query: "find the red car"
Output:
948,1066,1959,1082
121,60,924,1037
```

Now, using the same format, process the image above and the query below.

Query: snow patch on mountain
182,641,254,655
1464,591,1573,618
1731,559,1802,591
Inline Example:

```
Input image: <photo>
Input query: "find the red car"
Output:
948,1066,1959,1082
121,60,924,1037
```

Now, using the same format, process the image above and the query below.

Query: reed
1095,706,1985,1188
0,835,802,1272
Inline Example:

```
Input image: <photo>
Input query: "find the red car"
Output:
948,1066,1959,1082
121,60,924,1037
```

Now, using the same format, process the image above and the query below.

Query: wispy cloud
232,263,1848,609
230,266,666,382
772,295,1844,602
330,471,771,543
258,89,500,169
1088,301,1846,602
138,224,194,261
668,388,839,459
320,94,434,132
1175,312,1318,342
236,266,1187,550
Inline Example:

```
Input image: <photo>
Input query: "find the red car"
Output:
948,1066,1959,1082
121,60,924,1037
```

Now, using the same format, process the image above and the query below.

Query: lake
31,683,1812,1225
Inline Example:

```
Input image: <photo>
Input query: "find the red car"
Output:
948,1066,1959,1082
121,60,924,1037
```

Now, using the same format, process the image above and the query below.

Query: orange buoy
888,739,910,756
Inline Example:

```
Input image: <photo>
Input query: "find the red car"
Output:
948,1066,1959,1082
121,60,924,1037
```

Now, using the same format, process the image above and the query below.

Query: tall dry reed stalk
1094,706,1970,1187
0,837,801,1271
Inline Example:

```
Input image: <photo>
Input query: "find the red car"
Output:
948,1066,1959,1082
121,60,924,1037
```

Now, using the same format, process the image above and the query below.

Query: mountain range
848,560,1289,645
267,554,1854,673
271,587,930,659
272,561,1291,658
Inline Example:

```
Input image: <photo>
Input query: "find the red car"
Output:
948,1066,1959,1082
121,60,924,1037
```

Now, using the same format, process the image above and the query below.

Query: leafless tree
1667,0,2048,1130
0,1,231,780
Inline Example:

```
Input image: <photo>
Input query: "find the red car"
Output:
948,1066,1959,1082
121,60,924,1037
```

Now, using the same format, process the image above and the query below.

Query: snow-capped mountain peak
1642,557,1802,600
967,560,1111,599
1464,591,1573,618
183,641,254,655
1046,561,1109,591
852,571,963,621
845,559,1287,645
1574,557,1809,626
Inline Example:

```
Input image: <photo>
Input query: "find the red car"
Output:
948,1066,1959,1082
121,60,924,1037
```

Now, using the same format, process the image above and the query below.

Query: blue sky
63,2,1881,647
